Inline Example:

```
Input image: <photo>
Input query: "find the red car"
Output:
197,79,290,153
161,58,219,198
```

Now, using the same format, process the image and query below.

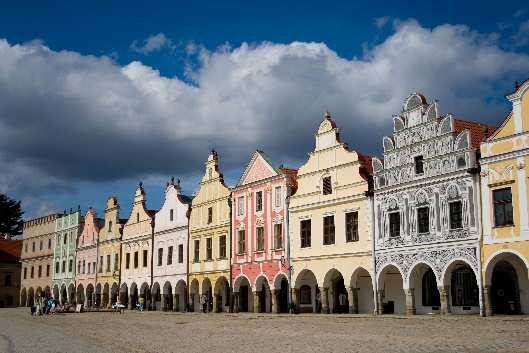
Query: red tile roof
453,119,497,149
0,239,22,263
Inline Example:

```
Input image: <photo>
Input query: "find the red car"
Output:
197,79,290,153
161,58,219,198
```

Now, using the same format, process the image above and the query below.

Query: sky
1,0,529,220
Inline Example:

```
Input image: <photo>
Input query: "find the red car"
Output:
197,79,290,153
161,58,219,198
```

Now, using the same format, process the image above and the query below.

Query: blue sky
1,1,529,220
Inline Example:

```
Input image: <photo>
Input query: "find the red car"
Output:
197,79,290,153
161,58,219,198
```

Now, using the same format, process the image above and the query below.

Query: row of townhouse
18,79,529,316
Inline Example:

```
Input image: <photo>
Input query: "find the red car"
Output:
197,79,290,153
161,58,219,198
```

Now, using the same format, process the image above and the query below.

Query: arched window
422,269,440,307
299,285,312,304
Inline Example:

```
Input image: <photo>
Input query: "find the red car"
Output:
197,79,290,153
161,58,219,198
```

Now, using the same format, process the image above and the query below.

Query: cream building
188,151,231,312
480,79,529,315
97,197,125,308
289,113,375,314
119,184,155,309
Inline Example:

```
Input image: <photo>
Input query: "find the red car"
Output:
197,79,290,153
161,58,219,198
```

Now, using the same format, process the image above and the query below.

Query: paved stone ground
1,308,529,353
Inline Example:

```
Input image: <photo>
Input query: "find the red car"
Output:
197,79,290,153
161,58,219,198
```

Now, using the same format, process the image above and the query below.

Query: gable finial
324,111,331,119
139,181,143,188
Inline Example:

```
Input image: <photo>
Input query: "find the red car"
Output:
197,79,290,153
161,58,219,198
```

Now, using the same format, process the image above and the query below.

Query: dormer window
136,212,140,223
415,156,424,175
207,207,213,224
323,176,332,195
170,209,174,222
108,221,112,232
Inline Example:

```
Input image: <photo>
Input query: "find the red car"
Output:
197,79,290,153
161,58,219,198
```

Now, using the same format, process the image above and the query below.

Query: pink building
75,208,102,308
231,150,297,313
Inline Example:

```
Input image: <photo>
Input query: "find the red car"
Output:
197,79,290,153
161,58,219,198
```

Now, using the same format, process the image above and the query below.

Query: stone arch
53,284,60,302
484,250,529,315
36,286,43,297
96,283,102,308
294,269,318,313
322,268,348,314
119,282,129,308
189,279,200,312
68,283,76,305
377,264,406,314
20,287,27,307
86,283,95,308
441,258,479,314
76,284,85,305
175,280,187,312
27,287,35,307
233,275,252,313
254,275,271,313
151,282,161,311
213,276,230,313
139,282,150,310
272,273,289,313
110,282,118,307
129,282,139,309
201,278,213,312
407,262,440,314
161,281,172,312
44,286,51,297
60,284,67,305
350,267,375,314
102,283,110,308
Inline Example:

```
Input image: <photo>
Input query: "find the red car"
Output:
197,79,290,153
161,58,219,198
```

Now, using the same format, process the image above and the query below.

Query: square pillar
320,287,329,314
377,290,384,315
173,294,178,312
483,285,493,317
213,295,219,313
347,287,359,314
253,291,260,313
290,288,299,313
128,295,133,310
232,292,239,313
405,288,416,315
271,289,279,314
438,286,450,315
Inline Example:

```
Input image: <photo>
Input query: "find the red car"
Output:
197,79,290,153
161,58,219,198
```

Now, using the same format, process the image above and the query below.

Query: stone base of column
271,289,279,314
253,291,260,313
483,285,493,317
377,290,384,315
405,288,416,315
438,286,449,315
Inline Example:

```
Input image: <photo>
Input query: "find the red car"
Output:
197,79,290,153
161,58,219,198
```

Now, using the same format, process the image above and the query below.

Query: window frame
345,211,359,242
323,215,335,245
322,176,332,195
237,230,246,255
255,191,263,212
449,200,463,230
300,219,311,248
256,226,265,251
389,211,401,238
493,187,514,227
417,206,430,234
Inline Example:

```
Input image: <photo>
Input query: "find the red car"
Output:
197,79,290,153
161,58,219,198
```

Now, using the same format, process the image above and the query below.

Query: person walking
139,296,145,312
200,294,207,313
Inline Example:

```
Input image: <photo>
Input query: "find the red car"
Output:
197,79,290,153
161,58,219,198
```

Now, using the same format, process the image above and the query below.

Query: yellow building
480,79,529,315
188,151,231,312
96,197,125,308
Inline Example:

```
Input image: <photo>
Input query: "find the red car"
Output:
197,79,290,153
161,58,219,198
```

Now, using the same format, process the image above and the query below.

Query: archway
36,287,43,298
214,276,230,312
189,279,200,312
175,280,187,312
44,286,51,298
294,269,318,313
323,269,348,313
442,261,479,314
201,278,212,313
273,274,289,313
408,263,440,314
95,283,102,308
129,282,139,309
377,264,405,314
103,283,110,308
255,276,271,313
28,287,35,307
60,284,67,304
140,282,150,310
20,288,27,307
151,282,161,311
86,284,95,308
110,283,119,307
492,261,520,314
350,267,375,314
76,284,85,306
53,285,59,302
119,283,129,308
68,283,76,305
162,281,173,311
233,276,252,313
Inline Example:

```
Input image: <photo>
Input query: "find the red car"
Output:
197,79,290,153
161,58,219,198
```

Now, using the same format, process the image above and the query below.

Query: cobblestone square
1,308,528,353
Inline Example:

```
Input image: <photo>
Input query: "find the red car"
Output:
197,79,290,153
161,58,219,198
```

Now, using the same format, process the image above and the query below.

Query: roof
178,194,194,204
0,239,22,263
453,119,497,149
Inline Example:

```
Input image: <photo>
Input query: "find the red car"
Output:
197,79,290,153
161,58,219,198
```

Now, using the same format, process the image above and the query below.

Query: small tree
0,194,24,238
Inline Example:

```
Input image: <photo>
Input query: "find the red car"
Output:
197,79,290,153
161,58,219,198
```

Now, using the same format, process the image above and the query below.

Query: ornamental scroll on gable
315,112,340,151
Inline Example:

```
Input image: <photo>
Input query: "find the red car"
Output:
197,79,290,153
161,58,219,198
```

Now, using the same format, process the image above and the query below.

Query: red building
0,239,22,307
231,150,297,313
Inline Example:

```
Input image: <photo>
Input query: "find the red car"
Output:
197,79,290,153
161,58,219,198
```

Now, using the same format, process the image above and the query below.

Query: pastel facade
152,178,191,312
231,151,296,313
372,94,493,315
96,197,124,308
188,151,231,312
289,114,375,314
52,209,83,305
75,208,102,308
0,239,22,307
480,79,529,315
119,184,155,309
20,214,58,306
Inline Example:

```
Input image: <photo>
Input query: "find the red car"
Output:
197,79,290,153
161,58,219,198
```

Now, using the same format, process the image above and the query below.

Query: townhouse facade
0,239,22,307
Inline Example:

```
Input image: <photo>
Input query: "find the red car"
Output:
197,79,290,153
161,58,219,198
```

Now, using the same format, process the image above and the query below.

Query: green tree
0,194,24,238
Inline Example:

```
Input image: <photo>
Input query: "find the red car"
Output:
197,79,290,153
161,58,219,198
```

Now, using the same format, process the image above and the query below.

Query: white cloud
130,32,175,55
512,20,529,47
374,16,390,30
1,20,529,217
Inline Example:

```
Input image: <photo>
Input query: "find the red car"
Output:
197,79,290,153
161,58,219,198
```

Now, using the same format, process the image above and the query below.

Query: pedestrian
200,294,206,313
139,296,145,312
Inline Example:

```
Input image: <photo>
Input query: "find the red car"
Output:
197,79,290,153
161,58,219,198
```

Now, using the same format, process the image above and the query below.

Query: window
92,262,96,273
62,260,66,273
46,265,50,277
206,238,213,260
415,155,424,175
178,244,184,263
300,219,311,248
143,250,148,267
449,201,463,230
69,259,73,273
157,248,163,266
99,256,104,272
417,207,430,234
56,262,60,274
134,251,138,268
24,267,27,279
78,261,81,273
63,234,67,244
165,246,172,265
219,235,226,258
299,285,312,305
237,196,244,216
114,254,119,271
39,240,43,251
237,230,246,254
30,266,34,279
170,209,174,222
83,260,86,274
25,243,28,253
323,176,332,195
4,273,12,287
208,207,213,224
493,188,514,227
194,240,200,262
88,262,91,274
126,253,130,269
346,212,359,242
106,255,111,272
108,220,112,232
32,242,35,252
323,215,335,245
256,227,264,251
38,265,42,278
422,269,441,307
389,212,400,238
136,212,140,223
48,238,52,249
256,191,263,212
274,223,283,249
275,186,282,208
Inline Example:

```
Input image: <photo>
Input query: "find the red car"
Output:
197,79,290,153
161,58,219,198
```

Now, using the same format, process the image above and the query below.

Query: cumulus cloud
130,32,175,54
512,20,529,47
374,16,390,30
1,19,529,217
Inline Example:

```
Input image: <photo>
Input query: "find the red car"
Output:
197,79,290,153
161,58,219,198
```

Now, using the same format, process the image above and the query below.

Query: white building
372,93,493,315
